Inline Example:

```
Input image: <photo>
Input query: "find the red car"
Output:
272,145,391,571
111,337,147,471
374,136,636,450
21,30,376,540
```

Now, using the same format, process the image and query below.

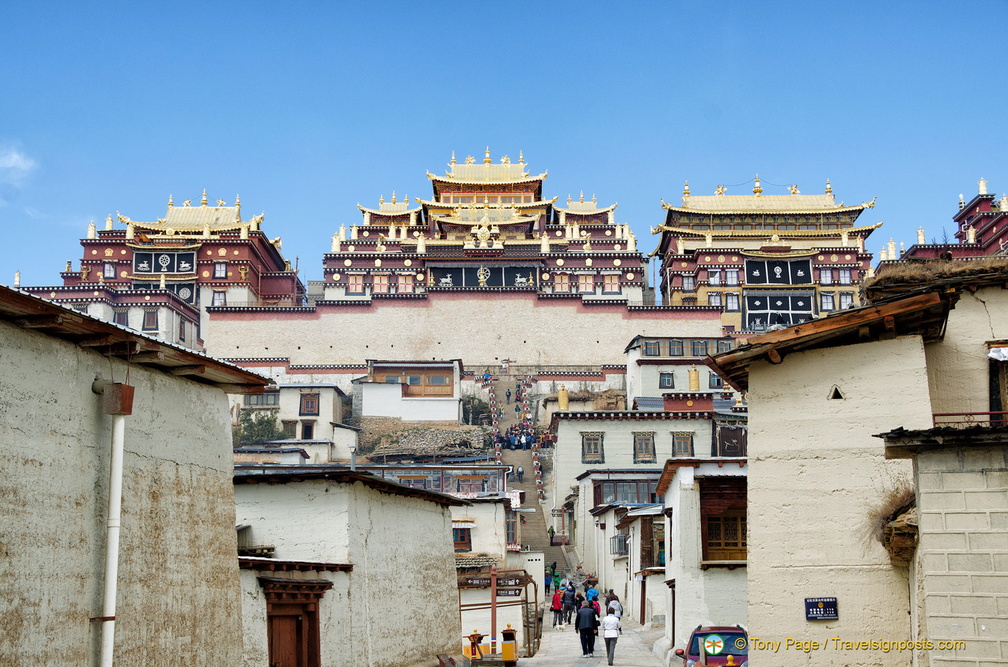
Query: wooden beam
168,365,206,376
77,334,118,347
107,341,140,356
767,349,783,364
131,351,165,363
215,383,266,395
14,314,65,328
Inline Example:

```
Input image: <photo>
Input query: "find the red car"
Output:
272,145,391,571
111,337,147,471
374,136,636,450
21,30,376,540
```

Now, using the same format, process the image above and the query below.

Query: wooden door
268,603,309,667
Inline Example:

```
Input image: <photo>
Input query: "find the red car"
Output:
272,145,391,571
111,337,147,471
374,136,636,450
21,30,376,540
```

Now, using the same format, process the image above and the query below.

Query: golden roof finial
788,184,800,195
216,198,226,206
579,191,584,203
592,193,596,204
715,185,726,196
752,174,763,196
450,150,456,165
683,181,690,196
567,194,572,204
201,189,208,206
825,179,833,195
501,155,510,164
518,151,524,164
235,194,241,213
379,194,385,204
392,191,397,204
168,194,174,207
484,147,492,164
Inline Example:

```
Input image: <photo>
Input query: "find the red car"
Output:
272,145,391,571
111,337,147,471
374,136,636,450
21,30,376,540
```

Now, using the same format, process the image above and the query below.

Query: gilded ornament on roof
788,185,800,195
715,185,726,196
183,199,192,207
465,155,475,164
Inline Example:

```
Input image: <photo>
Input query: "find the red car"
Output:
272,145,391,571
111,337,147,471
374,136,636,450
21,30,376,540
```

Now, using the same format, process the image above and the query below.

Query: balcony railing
932,411,1008,428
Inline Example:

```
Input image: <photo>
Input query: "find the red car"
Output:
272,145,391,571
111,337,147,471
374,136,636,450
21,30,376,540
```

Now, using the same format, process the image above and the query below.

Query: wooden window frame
214,262,227,279
301,420,315,440
581,432,604,464
633,432,657,464
142,309,158,331
642,340,661,356
453,527,472,552
346,274,365,295
554,274,570,293
704,510,747,561
673,432,694,457
578,274,595,294
602,274,621,294
281,421,297,438
372,274,390,294
299,393,320,416
659,372,674,389
397,274,414,293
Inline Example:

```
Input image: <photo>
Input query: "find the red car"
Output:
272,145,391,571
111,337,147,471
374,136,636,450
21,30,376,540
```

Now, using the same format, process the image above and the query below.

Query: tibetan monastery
897,178,1008,261
24,192,303,350
651,176,880,333
318,148,648,303
203,151,724,368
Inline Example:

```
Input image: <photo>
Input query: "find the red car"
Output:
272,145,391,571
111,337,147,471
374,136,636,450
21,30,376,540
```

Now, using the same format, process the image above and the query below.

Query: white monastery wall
344,481,461,666
664,465,747,651
925,286,1008,415
746,336,931,667
205,293,721,367
455,501,508,557
0,319,242,665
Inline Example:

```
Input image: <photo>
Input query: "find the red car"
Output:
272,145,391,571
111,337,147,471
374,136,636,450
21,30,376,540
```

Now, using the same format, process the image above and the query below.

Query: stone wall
746,336,930,666
204,292,723,368
917,444,1008,667
0,318,242,664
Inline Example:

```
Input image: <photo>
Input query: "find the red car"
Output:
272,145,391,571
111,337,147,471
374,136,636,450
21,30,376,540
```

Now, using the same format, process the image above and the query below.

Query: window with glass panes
104,263,116,279
838,269,852,285
642,340,661,356
682,275,696,292
716,339,733,354
299,393,320,416
820,293,835,311
839,292,854,309
726,293,739,311
725,269,739,286
659,372,674,388
593,480,661,506
690,340,708,356
211,291,226,306
581,432,604,463
347,274,365,294
603,274,620,294
819,269,833,285
398,274,414,293
673,432,694,456
708,269,721,286
214,262,227,279
554,274,570,292
578,274,594,293
668,339,684,356
633,432,656,463
372,275,389,293
708,292,722,307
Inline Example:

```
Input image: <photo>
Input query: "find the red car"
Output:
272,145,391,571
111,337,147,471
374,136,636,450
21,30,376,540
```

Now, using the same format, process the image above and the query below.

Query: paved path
521,618,667,666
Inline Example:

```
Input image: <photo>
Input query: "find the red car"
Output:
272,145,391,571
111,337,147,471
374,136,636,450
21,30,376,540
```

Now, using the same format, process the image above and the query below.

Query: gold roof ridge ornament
451,151,456,165
788,184,800,195
484,147,492,164
825,179,832,195
201,189,208,206
518,150,524,164
715,184,726,196
168,194,174,207
752,174,763,196
683,181,690,196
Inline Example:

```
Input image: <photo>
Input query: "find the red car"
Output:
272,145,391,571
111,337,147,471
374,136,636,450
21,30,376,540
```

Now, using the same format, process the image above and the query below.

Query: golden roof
650,222,883,238
428,149,546,184
118,194,251,232
418,197,556,209
663,193,875,215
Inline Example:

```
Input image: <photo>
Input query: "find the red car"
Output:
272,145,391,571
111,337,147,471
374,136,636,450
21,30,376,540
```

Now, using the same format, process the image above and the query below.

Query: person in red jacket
550,589,564,628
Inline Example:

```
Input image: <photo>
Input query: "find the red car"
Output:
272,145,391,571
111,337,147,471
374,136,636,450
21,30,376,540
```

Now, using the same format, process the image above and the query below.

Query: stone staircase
490,375,568,576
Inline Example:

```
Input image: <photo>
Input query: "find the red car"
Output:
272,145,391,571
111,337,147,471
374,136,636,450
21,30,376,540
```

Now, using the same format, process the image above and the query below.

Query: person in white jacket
600,606,622,665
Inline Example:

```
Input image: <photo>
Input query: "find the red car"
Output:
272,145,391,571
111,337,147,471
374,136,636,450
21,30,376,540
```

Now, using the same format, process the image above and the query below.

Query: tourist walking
575,600,599,657
600,606,622,665
516,466,524,482
562,584,577,624
550,589,564,627
506,389,511,404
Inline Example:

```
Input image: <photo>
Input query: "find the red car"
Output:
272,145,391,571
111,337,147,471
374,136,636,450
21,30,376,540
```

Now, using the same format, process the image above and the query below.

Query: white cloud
0,147,37,186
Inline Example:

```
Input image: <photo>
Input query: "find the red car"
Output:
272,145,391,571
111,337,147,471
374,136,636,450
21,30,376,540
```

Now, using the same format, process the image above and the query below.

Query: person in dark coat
561,584,577,624
575,600,599,657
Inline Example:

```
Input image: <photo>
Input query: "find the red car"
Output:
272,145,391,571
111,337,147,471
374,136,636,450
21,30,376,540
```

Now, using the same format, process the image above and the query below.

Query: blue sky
2,1,1005,286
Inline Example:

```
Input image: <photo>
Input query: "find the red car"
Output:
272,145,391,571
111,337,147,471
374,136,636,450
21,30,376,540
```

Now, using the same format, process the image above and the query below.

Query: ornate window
725,269,739,286
581,432,604,464
103,263,116,279
690,340,708,356
659,372,674,389
281,421,297,438
726,293,740,311
819,269,833,285
578,274,595,294
299,393,320,416
673,432,694,457
214,262,227,279
708,292,722,307
372,274,389,294
642,340,661,356
633,432,656,464
838,292,854,309
706,510,747,560
347,274,365,295
603,274,621,294
838,269,852,285
708,269,721,286
682,275,696,292
142,309,158,330
211,291,226,307
397,274,414,293
554,274,570,293
668,339,683,356
820,293,835,311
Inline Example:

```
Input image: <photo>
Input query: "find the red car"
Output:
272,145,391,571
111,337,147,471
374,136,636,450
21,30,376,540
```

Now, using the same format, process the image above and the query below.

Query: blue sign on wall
805,597,838,621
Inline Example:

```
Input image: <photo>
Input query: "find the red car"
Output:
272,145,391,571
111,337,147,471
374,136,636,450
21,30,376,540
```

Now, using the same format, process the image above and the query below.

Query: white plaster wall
401,396,461,422
235,479,460,666
0,319,242,665
454,502,507,557
552,417,708,505
746,335,931,666
361,382,405,417
204,293,723,367
925,286,1008,414
664,466,747,651
239,568,351,667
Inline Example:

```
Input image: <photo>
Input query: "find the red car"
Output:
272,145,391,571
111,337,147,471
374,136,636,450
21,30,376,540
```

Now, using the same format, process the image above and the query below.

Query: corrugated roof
633,397,664,410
